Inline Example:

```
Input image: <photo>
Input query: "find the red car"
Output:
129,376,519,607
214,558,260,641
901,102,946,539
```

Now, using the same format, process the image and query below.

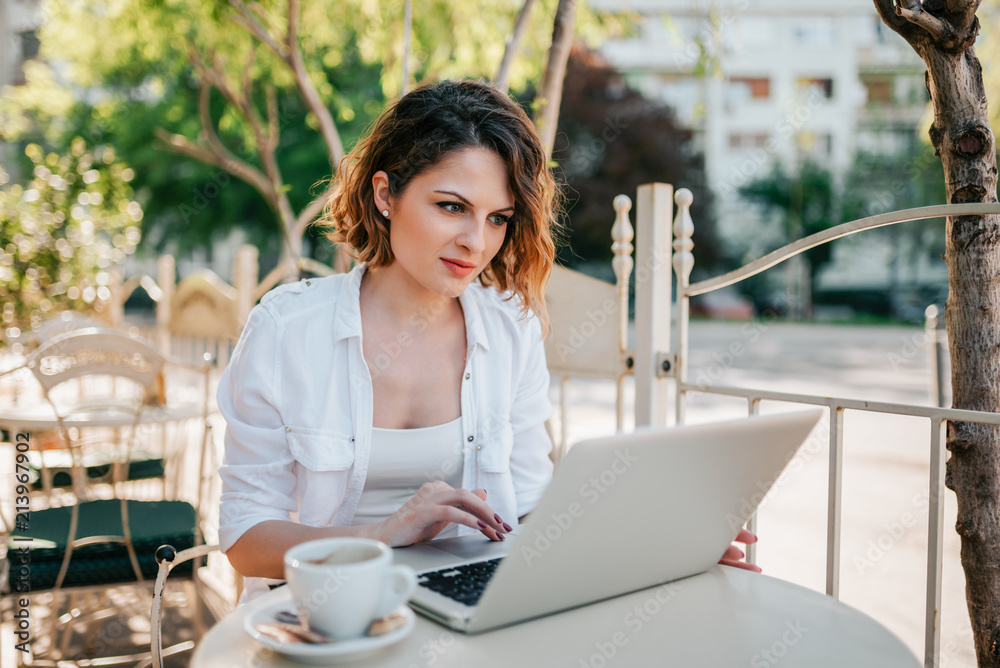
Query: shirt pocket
477,418,514,473
285,426,356,471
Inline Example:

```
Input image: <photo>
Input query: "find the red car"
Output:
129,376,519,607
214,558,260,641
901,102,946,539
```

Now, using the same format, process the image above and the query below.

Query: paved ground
553,320,975,667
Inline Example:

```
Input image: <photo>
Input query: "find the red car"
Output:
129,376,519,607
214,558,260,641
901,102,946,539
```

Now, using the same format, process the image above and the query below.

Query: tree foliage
547,45,717,270
738,160,836,283
1,0,631,267
0,138,142,331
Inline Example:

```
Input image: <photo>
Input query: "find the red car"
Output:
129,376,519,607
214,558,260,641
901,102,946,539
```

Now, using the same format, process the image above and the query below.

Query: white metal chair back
25,326,165,401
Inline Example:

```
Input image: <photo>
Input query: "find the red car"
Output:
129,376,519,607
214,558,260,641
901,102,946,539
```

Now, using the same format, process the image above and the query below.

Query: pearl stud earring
382,209,389,218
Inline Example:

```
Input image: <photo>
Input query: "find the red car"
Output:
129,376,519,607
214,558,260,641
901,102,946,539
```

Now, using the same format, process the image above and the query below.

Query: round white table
0,402,204,431
191,566,920,667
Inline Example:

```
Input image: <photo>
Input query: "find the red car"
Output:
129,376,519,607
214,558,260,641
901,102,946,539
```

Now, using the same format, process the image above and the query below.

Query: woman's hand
719,529,762,573
371,482,512,547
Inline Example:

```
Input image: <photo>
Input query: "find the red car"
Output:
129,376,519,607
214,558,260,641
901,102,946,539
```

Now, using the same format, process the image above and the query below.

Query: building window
796,77,835,100
13,31,41,86
796,132,833,158
729,133,770,150
729,76,770,99
861,75,893,105
20,31,41,61
793,18,835,46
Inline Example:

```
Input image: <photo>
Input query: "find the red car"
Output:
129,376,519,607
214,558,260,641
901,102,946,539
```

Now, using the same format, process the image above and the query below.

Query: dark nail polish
494,513,502,523
502,522,513,532
477,520,487,529
497,533,505,541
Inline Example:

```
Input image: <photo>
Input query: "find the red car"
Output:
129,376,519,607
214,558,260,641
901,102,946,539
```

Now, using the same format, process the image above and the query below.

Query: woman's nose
457,219,487,254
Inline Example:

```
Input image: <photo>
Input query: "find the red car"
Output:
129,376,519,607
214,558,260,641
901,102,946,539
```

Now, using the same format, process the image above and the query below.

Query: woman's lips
441,258,475,277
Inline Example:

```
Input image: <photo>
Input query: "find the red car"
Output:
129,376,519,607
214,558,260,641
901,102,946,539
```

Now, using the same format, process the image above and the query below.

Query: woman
217,80,756,602
218,80,558,601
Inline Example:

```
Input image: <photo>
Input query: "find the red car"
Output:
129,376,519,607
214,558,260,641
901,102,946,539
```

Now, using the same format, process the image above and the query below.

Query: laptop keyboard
417,558,503,607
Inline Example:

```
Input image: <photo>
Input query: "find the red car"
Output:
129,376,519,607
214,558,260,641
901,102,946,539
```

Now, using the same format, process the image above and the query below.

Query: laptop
393,408,824,634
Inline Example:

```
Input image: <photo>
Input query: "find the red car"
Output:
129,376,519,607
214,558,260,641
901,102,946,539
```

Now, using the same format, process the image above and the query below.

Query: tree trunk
535,0,578,160
932,45,1000,667
874,2,1000,665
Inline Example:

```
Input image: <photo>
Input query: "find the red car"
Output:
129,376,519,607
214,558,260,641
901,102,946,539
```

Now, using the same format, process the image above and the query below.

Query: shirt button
465,372,470,380
467,435,474,442
285,427,291,432
476,445,482,450
305,280,311,286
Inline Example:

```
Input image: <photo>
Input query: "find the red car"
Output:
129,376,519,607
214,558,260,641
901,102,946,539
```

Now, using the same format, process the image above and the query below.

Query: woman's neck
360,264,462,332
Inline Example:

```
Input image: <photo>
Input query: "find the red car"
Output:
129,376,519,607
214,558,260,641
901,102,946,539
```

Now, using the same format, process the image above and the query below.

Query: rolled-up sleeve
508,315,554,515
216,305,298,553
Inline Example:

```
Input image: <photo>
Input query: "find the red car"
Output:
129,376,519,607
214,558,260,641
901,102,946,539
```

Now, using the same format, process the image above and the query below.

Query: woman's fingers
383,483,513,547
428,484,510,534
734,528,758,544
720,558,763,573
719,540,762,573
721,544,744,562
432,504,506,538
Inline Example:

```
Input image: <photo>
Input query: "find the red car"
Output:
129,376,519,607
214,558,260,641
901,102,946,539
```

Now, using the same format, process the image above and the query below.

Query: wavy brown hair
317,79,561,336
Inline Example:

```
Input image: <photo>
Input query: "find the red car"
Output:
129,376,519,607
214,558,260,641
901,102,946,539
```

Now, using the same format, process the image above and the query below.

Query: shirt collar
333,263,491,353
332,263,366,343
459,284,491,353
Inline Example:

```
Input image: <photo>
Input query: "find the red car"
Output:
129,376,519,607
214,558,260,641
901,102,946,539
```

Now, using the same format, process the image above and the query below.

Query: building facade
595,0,943,307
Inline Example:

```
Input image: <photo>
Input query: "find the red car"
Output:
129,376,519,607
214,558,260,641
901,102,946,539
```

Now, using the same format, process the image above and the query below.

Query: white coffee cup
284,537,416,640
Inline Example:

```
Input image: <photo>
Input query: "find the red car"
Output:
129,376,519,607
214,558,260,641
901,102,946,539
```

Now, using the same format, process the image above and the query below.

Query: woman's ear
372,171,391,216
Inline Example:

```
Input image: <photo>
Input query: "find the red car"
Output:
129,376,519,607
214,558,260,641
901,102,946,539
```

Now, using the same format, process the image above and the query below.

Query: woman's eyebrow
434,190,514,212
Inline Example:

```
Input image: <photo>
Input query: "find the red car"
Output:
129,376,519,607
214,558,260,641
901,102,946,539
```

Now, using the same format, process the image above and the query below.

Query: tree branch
897,0,957,43
227,0,288,59
873,0,921,45
153,128,273,205
535,0,578,160
294,182,335,236
494,0,538,92
225,0,343,171
242,43,258,102
401,1,412,96
196,77,250,176
947,0,982,41
287,0,299,54
265,83,279,154
284,0,344,170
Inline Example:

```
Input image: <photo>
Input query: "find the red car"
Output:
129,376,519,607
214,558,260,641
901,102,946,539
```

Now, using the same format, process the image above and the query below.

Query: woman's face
373,147,513,300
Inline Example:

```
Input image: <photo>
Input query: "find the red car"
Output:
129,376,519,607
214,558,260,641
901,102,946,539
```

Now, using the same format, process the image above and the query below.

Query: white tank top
352,416,465,538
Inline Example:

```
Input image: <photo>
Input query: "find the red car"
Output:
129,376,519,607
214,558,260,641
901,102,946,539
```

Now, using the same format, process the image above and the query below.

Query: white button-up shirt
217,263,554,600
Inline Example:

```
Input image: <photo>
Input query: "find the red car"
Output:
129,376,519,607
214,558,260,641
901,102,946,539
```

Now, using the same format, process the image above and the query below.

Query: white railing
629,185,1000,668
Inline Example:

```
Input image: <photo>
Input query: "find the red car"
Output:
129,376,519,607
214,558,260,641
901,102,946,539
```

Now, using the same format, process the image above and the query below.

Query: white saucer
244,601,415,664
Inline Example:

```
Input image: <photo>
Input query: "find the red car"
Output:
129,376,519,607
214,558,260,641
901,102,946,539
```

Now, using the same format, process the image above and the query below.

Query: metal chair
2,327,216,666
144,543,220,668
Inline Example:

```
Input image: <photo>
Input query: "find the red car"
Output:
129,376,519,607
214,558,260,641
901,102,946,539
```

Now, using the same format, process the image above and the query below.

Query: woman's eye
437,202,463,214
489,214,510,226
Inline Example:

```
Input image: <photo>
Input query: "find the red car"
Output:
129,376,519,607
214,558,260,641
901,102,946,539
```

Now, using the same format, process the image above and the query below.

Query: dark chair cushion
7,499,199,590
27,450,166,490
